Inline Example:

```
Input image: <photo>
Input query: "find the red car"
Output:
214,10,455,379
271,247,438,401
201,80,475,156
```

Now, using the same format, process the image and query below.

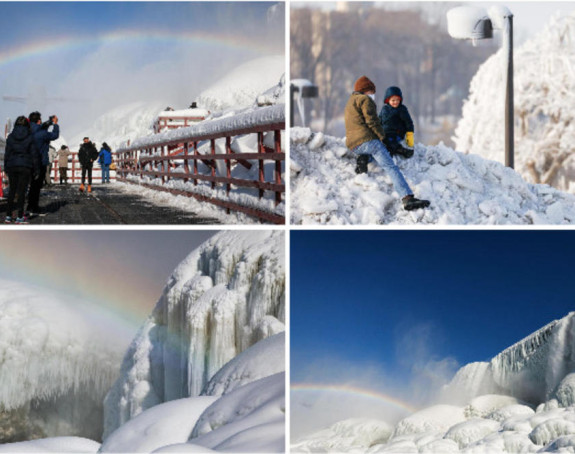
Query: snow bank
0,436,100,453
0,280,129,441
103,230,285,438
290,127,575,225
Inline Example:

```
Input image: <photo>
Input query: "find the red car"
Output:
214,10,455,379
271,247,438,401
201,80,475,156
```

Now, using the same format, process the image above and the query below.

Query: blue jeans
352,140,412,198
101,164,110,183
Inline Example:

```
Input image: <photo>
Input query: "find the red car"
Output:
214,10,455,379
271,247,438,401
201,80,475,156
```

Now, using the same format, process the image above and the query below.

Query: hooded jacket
4,124,39,170
79,141,99,168
379,86,414,138
30,122,60,166
344,92,387,150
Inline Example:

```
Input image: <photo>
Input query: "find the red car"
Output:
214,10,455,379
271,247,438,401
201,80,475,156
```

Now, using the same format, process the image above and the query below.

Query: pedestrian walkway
0,184,221,225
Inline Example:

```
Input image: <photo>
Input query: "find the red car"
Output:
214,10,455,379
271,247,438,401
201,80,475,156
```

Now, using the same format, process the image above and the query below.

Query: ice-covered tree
454,11,575,192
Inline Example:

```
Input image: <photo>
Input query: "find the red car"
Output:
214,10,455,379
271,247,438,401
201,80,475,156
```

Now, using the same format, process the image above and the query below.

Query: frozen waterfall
103,230,285,439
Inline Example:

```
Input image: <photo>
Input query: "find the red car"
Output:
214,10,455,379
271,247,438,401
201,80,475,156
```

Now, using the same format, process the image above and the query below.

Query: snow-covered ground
292,313,575,453
0,231,285,453
290,127,575,225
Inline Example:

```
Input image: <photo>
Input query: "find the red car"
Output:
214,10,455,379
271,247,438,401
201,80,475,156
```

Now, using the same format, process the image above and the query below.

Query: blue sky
291,230,575,387
0,2,284,139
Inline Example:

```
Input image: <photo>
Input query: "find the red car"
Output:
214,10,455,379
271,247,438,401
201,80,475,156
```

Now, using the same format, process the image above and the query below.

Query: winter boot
79,183,85,192
4,216,12,224
395,145,414,159
402,195,430,211
355,155,370,174
87,185,92,193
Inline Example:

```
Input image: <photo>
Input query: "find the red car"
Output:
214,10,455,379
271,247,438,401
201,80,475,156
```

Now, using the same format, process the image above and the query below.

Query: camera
41,115,56,129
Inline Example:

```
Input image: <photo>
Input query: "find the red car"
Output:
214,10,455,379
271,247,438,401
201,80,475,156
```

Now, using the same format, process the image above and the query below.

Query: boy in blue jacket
378,86,414,159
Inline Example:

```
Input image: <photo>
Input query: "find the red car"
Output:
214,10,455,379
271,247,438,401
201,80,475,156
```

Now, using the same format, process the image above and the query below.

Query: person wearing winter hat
4,116,39,224
344,75,429,211
378,86,415,158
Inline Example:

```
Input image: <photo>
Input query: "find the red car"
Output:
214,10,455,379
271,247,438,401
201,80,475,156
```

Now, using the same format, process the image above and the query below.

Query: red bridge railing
51,152,116,184
115,105,285,224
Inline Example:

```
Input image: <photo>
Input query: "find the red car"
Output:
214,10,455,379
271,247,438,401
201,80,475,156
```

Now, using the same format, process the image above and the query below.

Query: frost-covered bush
454,12,575,192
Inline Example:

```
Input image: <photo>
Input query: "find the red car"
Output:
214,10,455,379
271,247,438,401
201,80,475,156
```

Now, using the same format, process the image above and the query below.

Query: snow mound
201,332,285,397
197,56,285,112
291,418,393,452
103,231,285,438
290,127,575,225
190,372,285,453
0,436,100,453
444,418,501,448
464,395,523,419
454,11,575,192
99,397,217,453
0,280,129,441
391,405,466,438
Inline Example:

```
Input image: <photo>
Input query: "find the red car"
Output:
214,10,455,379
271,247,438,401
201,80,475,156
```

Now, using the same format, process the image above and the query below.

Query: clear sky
291,230,575,387
0,230,217,330
0,2,284,140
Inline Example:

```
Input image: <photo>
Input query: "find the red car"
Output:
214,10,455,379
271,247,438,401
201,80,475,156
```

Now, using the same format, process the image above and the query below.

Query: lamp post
447,6,514,168
290,79,319,127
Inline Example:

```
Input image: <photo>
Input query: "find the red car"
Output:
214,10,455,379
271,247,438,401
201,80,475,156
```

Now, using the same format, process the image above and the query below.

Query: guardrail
50,153,116,184
115,105,285,224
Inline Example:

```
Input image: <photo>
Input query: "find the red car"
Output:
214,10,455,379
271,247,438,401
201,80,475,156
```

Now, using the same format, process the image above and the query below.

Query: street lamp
290,79,319,127
447,5,514,168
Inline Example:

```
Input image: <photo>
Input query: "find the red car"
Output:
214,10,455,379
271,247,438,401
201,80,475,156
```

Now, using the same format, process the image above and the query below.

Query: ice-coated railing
115,105,285,224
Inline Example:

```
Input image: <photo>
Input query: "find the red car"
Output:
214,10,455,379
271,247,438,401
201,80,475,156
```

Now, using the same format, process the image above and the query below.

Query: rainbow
291,383,419,414
0,29,279,69
0,231,158,330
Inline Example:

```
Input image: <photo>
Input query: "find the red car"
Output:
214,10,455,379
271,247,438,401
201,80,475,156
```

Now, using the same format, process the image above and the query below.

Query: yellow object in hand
405,132,414,148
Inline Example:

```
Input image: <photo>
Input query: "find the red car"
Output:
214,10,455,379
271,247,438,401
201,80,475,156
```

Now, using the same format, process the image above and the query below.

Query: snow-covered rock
290,127,575,225
103,231,285,438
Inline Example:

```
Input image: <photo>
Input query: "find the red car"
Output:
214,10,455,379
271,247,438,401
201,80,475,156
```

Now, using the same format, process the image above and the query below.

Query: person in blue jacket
4,116,39,223
378,86,415,159
98,142,113,184
27,111,59,216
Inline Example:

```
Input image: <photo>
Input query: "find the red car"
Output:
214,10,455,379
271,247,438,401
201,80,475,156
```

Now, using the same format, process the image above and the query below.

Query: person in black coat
4,116,39,223
78,137,99,193
27,111,59,215
378,86,415,158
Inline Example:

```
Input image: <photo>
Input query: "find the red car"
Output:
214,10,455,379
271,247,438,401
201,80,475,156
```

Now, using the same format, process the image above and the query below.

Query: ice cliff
103,230,285,439
0,281,130,442
445,312,575,404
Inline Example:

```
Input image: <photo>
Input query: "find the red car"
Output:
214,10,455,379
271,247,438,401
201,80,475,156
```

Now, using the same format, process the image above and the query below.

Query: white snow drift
290,127,575,225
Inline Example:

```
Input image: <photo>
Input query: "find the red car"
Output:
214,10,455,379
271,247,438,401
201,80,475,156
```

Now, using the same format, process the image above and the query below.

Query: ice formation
103,230,285,438
293,313,575,453
445,312,575,404
290,127,575,225
454,11,575,192
0,280,130,441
